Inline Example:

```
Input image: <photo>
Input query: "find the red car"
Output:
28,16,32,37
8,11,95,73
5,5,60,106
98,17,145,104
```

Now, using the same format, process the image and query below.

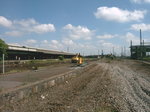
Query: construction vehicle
71,53,83,65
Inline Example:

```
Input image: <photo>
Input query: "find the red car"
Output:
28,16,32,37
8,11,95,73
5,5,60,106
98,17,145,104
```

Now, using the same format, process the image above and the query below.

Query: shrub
29,60,38,70
58,56,64,61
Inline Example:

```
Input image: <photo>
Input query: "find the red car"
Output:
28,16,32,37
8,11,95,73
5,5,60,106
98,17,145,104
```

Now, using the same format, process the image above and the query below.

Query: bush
29,60,38,70
58,56,64,61
0,39,8,61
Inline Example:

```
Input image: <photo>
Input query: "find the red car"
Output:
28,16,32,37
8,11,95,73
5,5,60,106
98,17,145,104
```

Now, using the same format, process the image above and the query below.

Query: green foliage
0,39,8,60
58,55,64,61
29,60,38,70
143,57,150,61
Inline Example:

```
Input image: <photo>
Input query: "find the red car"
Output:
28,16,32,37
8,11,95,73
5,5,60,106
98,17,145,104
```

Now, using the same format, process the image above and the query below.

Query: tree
0,39,8,60
58,55,64,61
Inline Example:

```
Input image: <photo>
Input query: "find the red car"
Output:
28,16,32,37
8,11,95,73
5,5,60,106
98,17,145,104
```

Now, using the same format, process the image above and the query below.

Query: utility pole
101,50,104,58
113,47,114,56
124,46,126,57
67,46,69,52
143,40,145,57
121,47,123,57
140,29,142,59
130,40,133,58
2,53,4,74
98,49,99,58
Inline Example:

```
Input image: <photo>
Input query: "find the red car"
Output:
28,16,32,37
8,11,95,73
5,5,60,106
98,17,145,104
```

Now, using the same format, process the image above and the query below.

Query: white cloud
102,42,114,47
14,18,37,27
5,31,23,37
42,40,48,44
26,39,37,44
97,34,117,39
98,40,105,44
62,38,74,45
131,0,150,3
131,23,150,31
63,24,94,40
32,24,55,33
96,40,121,55
40,39,63,51
70,43,97,55
40,38,98,55
20,38,123,55
8,43,22,47
94,7,146,22
15,19,56,33
0,17,56,37
63,24,73,29
102,42,116,54
49,40,63,50
124,32,140,44
36,39,64,51
51,40,59,44
0,16,12,27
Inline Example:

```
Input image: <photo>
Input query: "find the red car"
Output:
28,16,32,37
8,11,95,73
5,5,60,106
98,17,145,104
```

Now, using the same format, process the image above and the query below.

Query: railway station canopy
7,45,75,60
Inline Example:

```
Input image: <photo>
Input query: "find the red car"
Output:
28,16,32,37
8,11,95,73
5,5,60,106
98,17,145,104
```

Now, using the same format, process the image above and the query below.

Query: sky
0,0,150,56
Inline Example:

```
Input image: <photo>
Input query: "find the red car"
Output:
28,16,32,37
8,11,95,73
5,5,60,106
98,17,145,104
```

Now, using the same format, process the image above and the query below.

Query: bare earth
0,63,73,91
1,59,150,112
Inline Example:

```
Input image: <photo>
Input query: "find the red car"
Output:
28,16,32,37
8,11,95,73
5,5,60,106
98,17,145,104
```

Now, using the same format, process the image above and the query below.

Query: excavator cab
71,53,83,65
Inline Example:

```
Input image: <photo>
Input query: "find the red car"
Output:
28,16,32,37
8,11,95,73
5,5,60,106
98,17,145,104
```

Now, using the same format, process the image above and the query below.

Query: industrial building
6,45,75,60
130,30,150,59
130,45,150,59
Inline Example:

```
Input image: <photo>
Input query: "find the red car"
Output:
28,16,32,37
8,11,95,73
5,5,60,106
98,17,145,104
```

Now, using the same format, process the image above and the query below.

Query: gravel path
1,59,150,112
109,60,150,112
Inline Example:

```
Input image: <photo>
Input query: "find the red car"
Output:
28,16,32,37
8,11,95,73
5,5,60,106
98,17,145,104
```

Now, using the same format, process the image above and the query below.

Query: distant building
130,45,150,59
130,29,150,59
6,45,75,60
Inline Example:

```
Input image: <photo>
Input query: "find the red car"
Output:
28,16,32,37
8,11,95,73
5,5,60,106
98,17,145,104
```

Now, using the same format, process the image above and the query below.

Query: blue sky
0,0,150,55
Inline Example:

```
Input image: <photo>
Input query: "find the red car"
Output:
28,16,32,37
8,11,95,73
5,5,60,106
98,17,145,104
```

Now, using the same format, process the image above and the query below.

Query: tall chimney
140,29,142,46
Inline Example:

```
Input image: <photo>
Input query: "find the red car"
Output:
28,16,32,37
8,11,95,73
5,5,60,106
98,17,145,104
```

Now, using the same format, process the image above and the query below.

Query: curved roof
8,45,75,56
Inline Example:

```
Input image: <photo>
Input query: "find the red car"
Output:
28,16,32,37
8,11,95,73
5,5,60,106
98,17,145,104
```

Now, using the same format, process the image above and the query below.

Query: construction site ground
1,59,150,112
0,63,74,92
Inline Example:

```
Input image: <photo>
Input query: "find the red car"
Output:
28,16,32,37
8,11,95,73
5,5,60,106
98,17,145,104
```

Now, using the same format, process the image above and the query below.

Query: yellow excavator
71,53,83,65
